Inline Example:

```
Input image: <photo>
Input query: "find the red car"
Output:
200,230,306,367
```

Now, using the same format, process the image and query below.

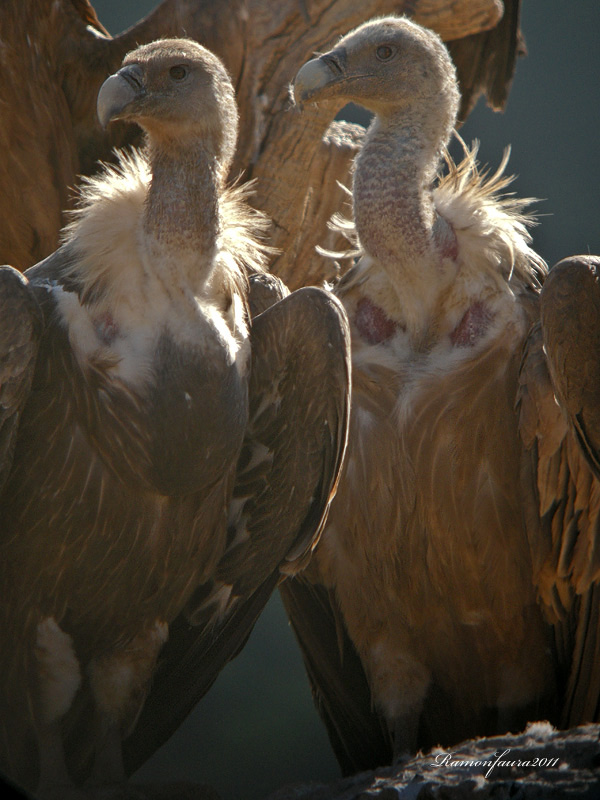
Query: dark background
90,2,600,798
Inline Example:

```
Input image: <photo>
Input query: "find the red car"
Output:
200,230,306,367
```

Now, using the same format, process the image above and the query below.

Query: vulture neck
143,140,222,298
353,107,454,331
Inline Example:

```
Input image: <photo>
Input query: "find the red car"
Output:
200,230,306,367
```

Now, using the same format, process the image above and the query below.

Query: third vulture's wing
518,275,600,726
540,256,600,481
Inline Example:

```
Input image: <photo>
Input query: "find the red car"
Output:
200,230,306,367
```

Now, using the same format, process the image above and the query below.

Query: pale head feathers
295,16,459,124
294,15,459,162
75,37,268,310
296,15,545,332
116,38,239,179
55,38,273,386
335,16,459,122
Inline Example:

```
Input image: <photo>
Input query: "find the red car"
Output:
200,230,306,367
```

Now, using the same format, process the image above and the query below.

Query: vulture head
294,17,459,140
97,38,238,178
293,17,466,326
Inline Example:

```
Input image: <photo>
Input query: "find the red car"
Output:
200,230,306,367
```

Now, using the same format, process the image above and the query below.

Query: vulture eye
376,45,396,62
169,65,188,81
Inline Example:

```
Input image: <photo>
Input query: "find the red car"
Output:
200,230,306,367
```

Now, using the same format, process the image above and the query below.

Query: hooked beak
293,49,346,107
97,64,145,128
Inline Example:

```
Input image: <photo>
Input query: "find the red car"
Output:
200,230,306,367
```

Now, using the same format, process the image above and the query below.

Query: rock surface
266,723,600,800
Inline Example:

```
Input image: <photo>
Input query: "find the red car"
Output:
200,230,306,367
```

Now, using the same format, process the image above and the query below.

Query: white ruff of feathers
59,147,271,308
321,138,547,294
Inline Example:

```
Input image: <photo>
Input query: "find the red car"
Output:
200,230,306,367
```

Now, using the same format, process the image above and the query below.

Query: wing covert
217,286,351,594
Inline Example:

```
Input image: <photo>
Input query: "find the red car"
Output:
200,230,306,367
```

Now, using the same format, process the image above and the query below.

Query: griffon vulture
0,39,351,795
282,16,600,773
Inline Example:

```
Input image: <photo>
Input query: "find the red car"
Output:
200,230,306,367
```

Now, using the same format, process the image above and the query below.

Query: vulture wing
540,256,600,481
122,287,351,773
517,291,600,727
280,577,392,775
246,271,290,318
0,266,42,494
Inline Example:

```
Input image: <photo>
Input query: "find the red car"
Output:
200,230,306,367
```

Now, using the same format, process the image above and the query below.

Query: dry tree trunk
1,0,512,283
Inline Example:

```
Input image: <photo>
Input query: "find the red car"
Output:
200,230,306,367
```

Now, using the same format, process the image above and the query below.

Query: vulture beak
97,64,145,128
293,49,346,106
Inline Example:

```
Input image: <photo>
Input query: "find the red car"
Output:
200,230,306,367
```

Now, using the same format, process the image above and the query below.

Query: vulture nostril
321,53,344,76
119,65,144,92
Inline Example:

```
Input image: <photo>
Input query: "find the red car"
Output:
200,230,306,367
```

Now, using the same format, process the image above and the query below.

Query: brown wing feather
518,319,600,607
518,311,600,727
536,256,600,725
540,256,600,482
0,266,42,493
121,571,279,776
224,287,351,586
561,586,600,726
247,271,290,318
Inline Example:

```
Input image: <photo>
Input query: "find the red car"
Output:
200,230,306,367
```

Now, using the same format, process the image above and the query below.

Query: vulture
282,15,600,774
0,38,351,795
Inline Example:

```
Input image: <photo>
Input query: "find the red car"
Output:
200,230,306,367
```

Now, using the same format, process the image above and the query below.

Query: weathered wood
414,0,503,40
448,0,524,119
261,120,365,290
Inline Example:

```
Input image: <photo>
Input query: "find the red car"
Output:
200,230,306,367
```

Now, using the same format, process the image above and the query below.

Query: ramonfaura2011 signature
430,748,561,778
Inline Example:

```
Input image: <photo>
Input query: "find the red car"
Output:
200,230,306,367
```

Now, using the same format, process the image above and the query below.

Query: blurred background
90,1,600,797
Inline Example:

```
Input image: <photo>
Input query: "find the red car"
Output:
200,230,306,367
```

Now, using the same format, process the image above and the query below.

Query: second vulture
0,39,350,795
283,15,600,773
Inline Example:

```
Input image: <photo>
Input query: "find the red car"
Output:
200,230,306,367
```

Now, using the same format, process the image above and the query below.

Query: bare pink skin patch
450,302,494,348
93,312,119,345
433,213,459,262
354,297,399,345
